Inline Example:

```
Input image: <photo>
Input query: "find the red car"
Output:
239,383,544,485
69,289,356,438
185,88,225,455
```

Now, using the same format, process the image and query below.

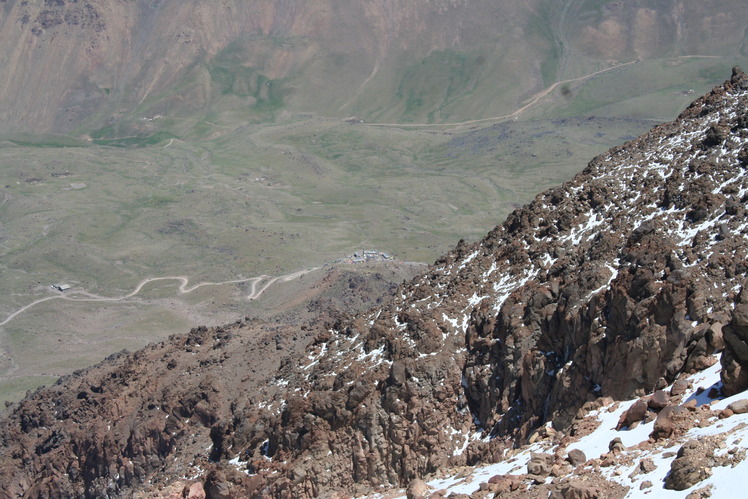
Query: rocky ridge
0,69,747,497
390,359,748,498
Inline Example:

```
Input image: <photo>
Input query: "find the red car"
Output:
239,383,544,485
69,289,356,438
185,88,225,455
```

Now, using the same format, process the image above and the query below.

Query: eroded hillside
0,68,746,498
0,0,747,134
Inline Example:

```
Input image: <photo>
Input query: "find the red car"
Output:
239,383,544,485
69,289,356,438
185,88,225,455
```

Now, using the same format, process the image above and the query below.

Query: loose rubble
0,69,747,498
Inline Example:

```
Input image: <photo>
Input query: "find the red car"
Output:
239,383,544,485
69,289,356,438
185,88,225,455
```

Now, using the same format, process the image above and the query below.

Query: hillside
0,0,747,135
3,0,748,405
0,67,746,498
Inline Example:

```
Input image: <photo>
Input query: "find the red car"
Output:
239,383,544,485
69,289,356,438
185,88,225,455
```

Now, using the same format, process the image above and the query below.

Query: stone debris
1,68,748,498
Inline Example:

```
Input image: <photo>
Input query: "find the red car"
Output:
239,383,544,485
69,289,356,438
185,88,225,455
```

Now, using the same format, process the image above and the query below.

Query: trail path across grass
0,268,320,327
365,55,724,129
365,60,640,128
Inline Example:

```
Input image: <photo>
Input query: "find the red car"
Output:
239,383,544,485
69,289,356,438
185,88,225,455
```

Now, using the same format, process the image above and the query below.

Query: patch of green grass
0,80,716,406
0,376,60,407
527,56,748,120
527,2,562,86
207,37,293,115
3,134,90,148
92,131,177,147
395,50,486,122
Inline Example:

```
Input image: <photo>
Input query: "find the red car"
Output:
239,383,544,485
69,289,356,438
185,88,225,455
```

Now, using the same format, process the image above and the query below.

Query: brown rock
184,482,206,499
665,440,714,491
527,473,546,485
551,463,571,477
527,452,552,476
683,399,698,411
734,302,748,329
640,480,653,490
648,390,669,410
486,475,515,494
406,478,431,499
639,458,656,474
671,379,689,396
706,323,725,351
727,399,748,414
204,477,231,499
652,414,674,440
686,485,714,499
566,449,587,467
608,438,625,453
616,399,648,429
721,346,748,396
561,482,604,499
722,291,748,395
719,408,734,419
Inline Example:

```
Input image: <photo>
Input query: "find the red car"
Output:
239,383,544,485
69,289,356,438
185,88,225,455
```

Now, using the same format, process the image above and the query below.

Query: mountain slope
0,69,747,498
1,0,747,134
232,66,748,494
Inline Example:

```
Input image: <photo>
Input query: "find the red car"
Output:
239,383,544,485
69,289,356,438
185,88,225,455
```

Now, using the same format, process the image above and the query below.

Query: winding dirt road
365,60,640,129
0,268,319,327
365,55,725,129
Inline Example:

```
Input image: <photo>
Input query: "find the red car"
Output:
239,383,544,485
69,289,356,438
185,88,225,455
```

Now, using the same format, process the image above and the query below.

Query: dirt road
1,269,320,327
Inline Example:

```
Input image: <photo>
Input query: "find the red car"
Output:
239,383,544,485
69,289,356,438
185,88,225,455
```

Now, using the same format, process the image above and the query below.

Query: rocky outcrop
236,67,748,494
0,69,747,497
665,437,728,490
0,322,318,498
722,284,748,395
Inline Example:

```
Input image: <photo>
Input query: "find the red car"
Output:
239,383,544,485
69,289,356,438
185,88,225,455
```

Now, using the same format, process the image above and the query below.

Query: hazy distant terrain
1,0,748,404
1,0,747,133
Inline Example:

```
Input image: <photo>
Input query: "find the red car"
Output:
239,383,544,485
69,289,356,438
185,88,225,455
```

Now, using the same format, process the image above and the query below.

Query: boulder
651,405,686,440
406,478,430,499
566,449,587,467
616,399,648,429
608,438,625,453
648,390,669,410
561,482,604,499
184,482,206,499
638,458,656,474
727,399,748,414
527,453,553,476
664,440,714,491
670,379,689,397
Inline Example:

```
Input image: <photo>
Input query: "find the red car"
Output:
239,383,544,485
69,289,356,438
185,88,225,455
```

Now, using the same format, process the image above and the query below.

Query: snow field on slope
377,357,748,498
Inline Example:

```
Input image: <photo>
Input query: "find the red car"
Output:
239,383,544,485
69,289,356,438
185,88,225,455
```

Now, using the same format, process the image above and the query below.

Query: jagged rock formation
0,69,747,497
0,321,318,498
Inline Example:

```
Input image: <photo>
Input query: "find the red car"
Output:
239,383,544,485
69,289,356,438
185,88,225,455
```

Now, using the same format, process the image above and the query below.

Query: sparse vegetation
1,0,748,406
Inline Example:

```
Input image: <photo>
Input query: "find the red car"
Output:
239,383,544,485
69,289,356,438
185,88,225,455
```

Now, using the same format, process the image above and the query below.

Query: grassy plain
1,54,746,404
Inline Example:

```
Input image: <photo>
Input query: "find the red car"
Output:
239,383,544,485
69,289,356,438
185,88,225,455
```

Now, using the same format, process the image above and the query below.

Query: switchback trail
0,268,320,327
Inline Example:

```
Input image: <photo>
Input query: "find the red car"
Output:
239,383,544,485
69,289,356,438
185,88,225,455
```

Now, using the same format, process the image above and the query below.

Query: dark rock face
722,285,748,395
0,70,747,497
0,322,318,498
